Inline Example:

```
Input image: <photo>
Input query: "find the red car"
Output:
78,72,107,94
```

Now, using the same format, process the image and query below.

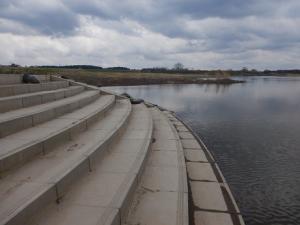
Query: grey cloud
0,0,78,35
0,0,300,70
1,0,300,37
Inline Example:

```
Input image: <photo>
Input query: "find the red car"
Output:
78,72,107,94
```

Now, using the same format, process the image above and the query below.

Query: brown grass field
0,66,242,86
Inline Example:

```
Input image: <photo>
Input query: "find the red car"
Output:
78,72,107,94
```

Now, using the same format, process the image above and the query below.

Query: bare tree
173,62,184,70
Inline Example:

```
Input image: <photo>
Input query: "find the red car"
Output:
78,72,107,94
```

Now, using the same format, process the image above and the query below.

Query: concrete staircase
0,74,244,225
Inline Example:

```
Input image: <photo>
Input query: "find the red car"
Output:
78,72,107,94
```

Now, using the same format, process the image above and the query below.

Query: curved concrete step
24,103,153,225
0,94,116,173
165,112,245,225
124,107,188,225
0,99,132,225
0,74,50,85
0,90,99,138
0,81,69,97
0,86,85,113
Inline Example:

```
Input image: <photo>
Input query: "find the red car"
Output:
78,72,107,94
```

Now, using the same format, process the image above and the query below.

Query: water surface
106,76,300,225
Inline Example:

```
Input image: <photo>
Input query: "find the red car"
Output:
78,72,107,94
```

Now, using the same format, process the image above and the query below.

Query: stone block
33,109,55,125
181,139,201,149
194,211,233,225
184,149,207,162
22,95,42,108
190,181,227,211
0,98,23,113
187,162,217,181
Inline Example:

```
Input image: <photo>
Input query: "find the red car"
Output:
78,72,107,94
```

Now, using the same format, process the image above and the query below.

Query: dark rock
121,93,132,99
61,75,69,79
130,98,144,104
22,74,40,83
121,93,144,104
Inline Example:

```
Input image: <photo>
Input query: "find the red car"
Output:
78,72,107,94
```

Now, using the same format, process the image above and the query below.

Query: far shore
60,74,245,86
0,67,247,86
2,66,299,86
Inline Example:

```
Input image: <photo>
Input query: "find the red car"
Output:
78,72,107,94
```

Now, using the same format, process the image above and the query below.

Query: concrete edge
0,95,116,174
168,112,245,225
51,75,127,100
0,80,70,98
0,98,132,225
160,109,189,225
0,90,100,138
0,86,85,113
103,103,154,225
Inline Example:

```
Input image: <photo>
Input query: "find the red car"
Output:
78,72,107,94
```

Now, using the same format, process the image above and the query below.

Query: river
106,76,300,225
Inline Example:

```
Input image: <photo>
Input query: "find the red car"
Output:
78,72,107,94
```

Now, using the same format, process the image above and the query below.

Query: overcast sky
0,0,299,69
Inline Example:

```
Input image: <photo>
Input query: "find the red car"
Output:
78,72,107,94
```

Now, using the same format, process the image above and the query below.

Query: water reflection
106,76,300,225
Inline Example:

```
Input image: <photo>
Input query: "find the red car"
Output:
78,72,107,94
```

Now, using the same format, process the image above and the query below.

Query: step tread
0,99,132,224
0,86,84,113
0,81,69,97
0,74,50,85
0,81,66,88
26,104,153,225
125,107,188,225
0,90,98,122
0,86,82,101
0,95,115,159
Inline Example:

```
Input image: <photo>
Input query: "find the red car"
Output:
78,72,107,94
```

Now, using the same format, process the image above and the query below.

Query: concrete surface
125,108,188,225
0,86,84,113
194,211,233,225
0,95,115,173
167,112,245,225
26,103,152,225
0,81,69,97
0,74,244,225
187,162,217,182
0,90,99,137
184,149,208,162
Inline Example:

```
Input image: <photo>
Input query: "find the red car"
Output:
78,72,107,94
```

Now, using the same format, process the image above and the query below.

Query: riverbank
108,77,300,225
0,67,244,86
60,73,244,86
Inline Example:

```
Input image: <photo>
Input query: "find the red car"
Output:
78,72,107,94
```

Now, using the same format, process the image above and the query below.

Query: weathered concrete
0,99,131,225
0,95,115,173
187,162,217,181
0,86,84,113
178,131,194,139
0,74,50,85
184,149,208,162
125,108,188,225
0,74,244,225
191,181,227,211
167,112,245,225
0,81,69,97
26,104,152,225
0,90,99,137
194,211,233,225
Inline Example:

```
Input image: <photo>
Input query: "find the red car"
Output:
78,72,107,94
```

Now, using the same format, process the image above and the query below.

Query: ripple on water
108,78,300,225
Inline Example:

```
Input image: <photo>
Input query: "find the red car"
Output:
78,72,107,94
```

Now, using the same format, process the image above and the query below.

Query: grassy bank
0,66,244,86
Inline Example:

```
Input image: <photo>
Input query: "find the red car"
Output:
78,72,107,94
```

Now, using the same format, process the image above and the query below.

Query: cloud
0,0,78,35
0,0,300,69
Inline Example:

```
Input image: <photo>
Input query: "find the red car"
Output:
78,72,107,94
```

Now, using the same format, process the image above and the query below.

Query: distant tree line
39,65,103,70
37,65,130,71
1,63,300,76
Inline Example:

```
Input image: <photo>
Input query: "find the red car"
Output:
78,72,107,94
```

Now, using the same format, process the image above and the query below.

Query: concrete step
0,90,99,138
19,103,153,225
0,74,50,85
164,112,245,225
0,94,115,173
0,81,69,97
0,99,132,225
0,86,85,113
124,107,188,225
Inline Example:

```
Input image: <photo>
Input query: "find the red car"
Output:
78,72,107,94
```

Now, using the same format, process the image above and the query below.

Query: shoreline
93,77,245,86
